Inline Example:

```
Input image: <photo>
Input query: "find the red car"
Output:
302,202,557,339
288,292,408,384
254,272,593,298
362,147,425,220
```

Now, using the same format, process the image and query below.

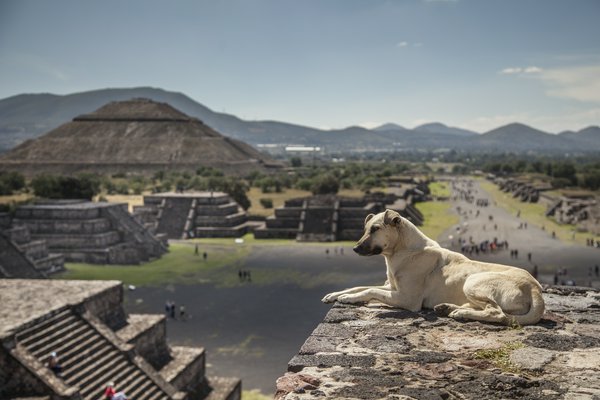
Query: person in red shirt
104,382,128,400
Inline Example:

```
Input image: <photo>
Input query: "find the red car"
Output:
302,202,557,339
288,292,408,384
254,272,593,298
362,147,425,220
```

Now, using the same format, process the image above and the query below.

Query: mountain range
0,87,598,154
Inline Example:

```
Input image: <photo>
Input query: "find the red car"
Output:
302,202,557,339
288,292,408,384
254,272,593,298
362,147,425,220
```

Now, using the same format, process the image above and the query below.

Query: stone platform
276,286,600,399
0,279,240,400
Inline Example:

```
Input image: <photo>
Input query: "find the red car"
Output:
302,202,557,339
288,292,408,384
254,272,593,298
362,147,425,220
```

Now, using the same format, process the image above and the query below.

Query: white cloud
538,65,600,103
524,66,543,74
396,41,408,48
499,66,542,75
358,121,383,129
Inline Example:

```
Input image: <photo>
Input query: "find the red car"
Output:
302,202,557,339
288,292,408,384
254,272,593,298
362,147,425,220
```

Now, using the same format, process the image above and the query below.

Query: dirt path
438,178,599,288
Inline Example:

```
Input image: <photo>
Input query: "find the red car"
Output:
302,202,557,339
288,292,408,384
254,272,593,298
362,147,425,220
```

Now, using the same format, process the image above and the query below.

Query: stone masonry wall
276,286,600,400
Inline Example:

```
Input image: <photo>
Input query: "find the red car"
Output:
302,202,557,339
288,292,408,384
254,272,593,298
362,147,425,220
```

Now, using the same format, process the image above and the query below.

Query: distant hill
414,122,478,137
373,123,407,132
0,87,598,154
0,98,281,175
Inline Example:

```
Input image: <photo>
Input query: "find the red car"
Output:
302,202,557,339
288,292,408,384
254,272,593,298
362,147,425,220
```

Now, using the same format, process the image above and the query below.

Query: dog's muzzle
353,244,382,256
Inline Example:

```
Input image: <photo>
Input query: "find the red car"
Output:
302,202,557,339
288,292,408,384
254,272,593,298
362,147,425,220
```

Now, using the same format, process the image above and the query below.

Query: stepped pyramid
12,200,167,265
0,213,64,278
0,279,240,400
135,192,260,239
0,98,281,175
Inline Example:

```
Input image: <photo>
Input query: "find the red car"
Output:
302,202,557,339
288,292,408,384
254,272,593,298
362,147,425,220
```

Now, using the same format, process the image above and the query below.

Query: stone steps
156,198,193,239
194,222,248,238
33,253,65,274
14,218,112,235
32,231,122,249
18,239,49,260
16,308,171,400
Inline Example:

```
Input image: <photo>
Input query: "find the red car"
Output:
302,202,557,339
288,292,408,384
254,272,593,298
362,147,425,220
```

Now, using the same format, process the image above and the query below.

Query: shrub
259,198,273,209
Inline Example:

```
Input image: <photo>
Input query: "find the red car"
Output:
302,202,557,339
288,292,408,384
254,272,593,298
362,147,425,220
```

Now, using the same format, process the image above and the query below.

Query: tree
0,171,25,195
311,174,339,195
31,174,100,200
290,157,302,167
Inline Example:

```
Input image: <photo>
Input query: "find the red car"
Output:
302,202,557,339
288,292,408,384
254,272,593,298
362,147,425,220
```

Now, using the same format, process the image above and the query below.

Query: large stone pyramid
0,98,281,175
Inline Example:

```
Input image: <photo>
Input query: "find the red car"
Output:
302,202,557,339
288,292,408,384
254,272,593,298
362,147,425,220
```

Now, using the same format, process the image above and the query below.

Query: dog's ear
364,213,375,225
383,209,401,226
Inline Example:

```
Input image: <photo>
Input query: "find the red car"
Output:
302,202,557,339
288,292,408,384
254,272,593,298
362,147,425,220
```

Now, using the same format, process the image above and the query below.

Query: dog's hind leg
446,274,509,324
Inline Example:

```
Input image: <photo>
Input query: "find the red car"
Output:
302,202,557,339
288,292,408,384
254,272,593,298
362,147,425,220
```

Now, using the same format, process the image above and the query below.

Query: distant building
135,192,260,239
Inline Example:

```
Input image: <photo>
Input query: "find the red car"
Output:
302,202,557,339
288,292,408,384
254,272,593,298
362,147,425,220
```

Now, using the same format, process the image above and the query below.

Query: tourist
195,243,199,255
179,305,186,320
340,247,344,255
104,382,128,400
47,351,62,376
165,300,171,315
170,301,176,319
532,265,538,280
595,264,599,277
203,252,207,261
528,252,532,262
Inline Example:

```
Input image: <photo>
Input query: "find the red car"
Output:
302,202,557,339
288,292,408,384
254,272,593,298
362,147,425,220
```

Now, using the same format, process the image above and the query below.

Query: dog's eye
370,226,380,234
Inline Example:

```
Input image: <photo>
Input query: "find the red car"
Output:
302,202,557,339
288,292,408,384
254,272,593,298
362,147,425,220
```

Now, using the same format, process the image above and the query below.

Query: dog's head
353,209,404,256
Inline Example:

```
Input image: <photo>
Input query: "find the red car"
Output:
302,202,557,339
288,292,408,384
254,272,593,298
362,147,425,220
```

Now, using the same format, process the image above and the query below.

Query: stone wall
276,286,600,399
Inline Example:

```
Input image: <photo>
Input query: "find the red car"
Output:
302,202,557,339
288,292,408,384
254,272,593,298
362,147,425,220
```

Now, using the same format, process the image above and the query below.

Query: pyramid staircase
156,198,194,239
15,308,176,400
3,225,64,275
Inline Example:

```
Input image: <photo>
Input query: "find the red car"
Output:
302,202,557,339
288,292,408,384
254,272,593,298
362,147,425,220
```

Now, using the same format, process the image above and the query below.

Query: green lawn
429,181,451,199
415,200,459,241
55,242,250,287
479,179,600,246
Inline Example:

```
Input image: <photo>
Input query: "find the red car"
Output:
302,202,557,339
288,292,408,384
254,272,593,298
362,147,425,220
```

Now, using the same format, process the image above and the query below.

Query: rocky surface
276,286,600,400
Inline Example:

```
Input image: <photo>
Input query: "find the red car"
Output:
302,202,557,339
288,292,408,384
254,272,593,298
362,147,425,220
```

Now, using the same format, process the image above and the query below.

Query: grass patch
242,389,272,400
473,342,524,374
55,242,250,287
429,181,451,198
479,180,600,246
416,201,459,241
0,193,33,204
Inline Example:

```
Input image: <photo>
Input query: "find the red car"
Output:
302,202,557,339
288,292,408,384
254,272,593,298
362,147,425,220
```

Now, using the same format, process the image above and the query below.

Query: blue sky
1,0,599,133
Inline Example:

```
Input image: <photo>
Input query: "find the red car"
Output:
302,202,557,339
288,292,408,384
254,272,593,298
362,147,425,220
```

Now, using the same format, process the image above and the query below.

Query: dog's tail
505,284,545,326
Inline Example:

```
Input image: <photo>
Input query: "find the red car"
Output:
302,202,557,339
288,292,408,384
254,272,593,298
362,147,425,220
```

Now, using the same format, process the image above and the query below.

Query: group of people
586,238,599,248
165,300,186,320
238,269,252,282
325,247,345,256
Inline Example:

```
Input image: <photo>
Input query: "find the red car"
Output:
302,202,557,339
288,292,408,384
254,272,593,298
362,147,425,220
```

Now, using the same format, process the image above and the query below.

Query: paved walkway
438,178,599,288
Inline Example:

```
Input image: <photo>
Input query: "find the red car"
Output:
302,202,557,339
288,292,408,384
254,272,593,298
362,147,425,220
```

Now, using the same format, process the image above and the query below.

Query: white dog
322,209,545,326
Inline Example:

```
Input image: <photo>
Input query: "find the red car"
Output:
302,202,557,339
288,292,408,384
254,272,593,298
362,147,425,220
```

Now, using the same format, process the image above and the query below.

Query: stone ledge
160,345,205,389
276,287,600,400
116,314,165,343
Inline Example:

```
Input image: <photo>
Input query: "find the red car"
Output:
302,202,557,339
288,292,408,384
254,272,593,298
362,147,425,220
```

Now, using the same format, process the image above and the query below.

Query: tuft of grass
242,389,272,400
473,342,524,373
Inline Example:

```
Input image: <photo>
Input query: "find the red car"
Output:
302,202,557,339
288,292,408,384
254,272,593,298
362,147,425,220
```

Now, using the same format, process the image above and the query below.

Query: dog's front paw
322,292,338,303
337,294,364,304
